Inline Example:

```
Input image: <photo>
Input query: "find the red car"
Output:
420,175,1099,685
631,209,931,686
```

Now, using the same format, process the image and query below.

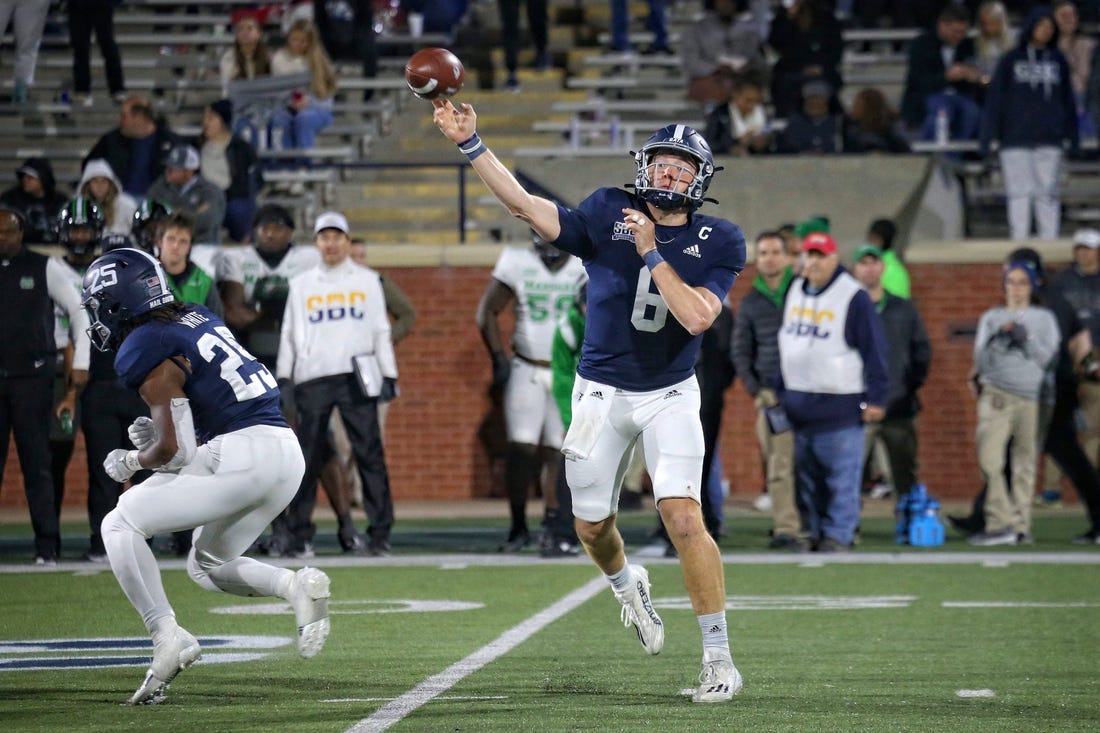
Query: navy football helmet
632,124,717,212
81,248,176,352
57,197,105,256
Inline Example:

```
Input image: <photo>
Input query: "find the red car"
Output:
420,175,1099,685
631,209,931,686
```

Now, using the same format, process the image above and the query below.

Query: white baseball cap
314,211,349,235
1073,228,1100,249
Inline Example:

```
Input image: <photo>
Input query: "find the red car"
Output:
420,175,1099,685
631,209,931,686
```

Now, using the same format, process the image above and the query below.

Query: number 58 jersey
115,305,287,442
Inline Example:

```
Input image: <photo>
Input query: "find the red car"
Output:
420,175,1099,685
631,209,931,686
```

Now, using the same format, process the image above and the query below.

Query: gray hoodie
974,305,1060,399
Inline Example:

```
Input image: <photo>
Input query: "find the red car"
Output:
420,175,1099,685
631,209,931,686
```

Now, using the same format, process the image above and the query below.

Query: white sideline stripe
345,575,608,733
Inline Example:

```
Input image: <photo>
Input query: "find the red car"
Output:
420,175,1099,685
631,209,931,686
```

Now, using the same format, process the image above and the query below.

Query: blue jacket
979,7,1078,156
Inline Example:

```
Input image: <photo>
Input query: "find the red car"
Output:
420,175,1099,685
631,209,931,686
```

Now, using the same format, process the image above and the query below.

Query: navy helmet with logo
81,247,175,351
632,124,717,212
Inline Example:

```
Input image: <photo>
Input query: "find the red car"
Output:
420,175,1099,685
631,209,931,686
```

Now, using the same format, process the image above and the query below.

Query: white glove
128,417,157,450
104,449,142,483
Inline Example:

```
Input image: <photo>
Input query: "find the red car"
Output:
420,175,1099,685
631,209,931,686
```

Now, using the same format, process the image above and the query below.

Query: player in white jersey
435,102,745,701
477,233,585,553
217,204,320,368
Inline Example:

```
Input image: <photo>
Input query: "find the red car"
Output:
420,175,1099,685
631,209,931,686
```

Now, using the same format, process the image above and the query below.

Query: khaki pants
977,385,1038,535
755,389,799,537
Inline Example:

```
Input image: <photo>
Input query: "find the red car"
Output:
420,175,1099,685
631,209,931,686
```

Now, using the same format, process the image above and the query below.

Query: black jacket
84,125,181,198
0,247,56,378
901,29,980,128
195,134,262,200
731,284,786,398
878,293,931,418
0,157,69,244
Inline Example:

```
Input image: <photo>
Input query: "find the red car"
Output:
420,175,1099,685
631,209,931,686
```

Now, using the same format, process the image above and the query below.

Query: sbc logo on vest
307,291,368,322
784,306,834,339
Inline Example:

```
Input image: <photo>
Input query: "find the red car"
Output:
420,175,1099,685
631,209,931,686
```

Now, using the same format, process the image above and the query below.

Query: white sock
607,563,633,595
102,510,174,631
698,611,730,660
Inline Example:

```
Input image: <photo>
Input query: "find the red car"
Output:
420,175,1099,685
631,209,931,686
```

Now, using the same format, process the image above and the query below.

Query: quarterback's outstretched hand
104,449,141,483
127,416,157,450
433,98,477,144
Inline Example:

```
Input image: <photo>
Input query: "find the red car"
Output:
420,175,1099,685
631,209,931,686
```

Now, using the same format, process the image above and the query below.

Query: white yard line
344,574,608,733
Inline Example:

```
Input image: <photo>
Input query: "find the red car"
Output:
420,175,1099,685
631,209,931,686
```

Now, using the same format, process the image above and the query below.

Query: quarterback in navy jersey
81,248,331,705
435,102,745,702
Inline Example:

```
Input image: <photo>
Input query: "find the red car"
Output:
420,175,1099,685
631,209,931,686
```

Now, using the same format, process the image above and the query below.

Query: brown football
405,47,466,100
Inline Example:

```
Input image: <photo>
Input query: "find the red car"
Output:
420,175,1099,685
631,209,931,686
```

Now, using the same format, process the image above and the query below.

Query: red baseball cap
802,232,837,255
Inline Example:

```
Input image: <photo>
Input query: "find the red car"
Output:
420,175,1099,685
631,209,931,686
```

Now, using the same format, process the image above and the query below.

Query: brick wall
0,261,1021,511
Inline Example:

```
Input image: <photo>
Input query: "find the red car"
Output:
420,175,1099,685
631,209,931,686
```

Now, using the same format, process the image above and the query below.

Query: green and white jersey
491,246,585,362
217,244,321,305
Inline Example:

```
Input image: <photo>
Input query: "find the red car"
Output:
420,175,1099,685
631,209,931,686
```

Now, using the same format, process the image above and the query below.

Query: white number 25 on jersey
197,326,278,401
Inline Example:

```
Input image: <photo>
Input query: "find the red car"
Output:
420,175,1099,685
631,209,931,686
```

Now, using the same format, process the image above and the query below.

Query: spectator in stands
967,262,1060,546
704,74,773,156
314,0,378,102
402,0,467,36
0,158,67,244
78,160,138,236
1054,0,1097,137
851,244,931,501
980,6,1078,242
776,232,889,552
146,145,227,245
0,0,49,104
681,0,767,107
269,19,337,151
775,78,843,154
608,0,671,54
900,4,983,133
498,0,551,92
975,1,1015,85
84,96,180,199
767,0,844,118
865,217,910,299
196,99,261,243
67,0,124,106
843,87,911,154
220,8,273,93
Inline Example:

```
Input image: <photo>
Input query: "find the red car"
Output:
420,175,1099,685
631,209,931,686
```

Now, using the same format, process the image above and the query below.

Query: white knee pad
187,547,223,593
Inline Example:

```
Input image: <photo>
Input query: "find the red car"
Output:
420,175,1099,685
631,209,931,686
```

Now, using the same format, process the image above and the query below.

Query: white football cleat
693,655,743,703
613,564,664,655
127,627,201,705
289,567,331,659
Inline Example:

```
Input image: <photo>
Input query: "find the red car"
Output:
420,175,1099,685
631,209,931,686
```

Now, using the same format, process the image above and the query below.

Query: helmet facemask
632,125,717,213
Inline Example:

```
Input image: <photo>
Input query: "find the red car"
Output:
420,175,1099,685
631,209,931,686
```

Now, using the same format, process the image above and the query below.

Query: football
405,47,465,100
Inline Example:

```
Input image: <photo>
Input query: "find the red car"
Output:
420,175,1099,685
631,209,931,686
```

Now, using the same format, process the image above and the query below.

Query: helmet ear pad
633,124,716,212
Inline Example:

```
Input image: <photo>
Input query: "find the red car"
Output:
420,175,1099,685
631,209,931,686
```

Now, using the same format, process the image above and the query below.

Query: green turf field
1,511,1098,732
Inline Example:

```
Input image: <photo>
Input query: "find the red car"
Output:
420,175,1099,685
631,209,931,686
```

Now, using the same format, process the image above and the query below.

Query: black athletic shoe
499,530,531,553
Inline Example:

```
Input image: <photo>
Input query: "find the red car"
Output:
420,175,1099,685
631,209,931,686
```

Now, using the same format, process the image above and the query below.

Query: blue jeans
608,0,667,51
269,106,334,150
794,424,865,546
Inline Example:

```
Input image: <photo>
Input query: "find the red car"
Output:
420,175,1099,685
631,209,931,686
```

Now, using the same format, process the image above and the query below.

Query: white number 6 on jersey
630,266,668,332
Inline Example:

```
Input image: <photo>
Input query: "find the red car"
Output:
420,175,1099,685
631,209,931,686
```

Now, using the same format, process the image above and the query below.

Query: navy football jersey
554,187,745,391
115,305,286,442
